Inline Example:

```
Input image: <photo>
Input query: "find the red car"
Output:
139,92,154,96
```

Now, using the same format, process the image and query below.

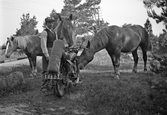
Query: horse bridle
59,20,66,40
7,37,20,51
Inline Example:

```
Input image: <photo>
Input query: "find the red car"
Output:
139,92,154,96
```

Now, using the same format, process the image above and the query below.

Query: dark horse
78,25,150,79
5,14,74,77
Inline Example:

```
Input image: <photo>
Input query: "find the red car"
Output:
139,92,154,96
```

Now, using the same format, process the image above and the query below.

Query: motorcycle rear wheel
53,80,66,98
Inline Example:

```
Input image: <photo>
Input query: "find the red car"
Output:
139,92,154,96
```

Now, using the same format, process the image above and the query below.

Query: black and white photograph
0,0,167,115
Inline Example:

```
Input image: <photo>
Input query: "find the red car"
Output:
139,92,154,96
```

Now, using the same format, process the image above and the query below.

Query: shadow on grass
85,61,145,71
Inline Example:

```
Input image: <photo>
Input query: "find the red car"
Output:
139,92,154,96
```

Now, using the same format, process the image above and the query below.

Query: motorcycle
41,46,84,98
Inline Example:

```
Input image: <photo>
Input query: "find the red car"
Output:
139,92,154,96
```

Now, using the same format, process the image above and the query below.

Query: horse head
56,14,75,46
78,40,94,69
5,36,17,58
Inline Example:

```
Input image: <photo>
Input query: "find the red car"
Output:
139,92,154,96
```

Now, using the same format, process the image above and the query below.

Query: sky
0,0,165,46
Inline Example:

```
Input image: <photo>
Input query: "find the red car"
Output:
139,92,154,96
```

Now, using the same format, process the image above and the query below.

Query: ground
0,50,167,115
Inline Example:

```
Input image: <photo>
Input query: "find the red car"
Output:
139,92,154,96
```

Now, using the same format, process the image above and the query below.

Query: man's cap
45,17,55,23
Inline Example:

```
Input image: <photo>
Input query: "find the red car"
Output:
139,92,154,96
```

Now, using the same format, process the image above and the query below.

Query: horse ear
57,14,62,21
69,14,73,21
86,40,90,48
11,36,14,41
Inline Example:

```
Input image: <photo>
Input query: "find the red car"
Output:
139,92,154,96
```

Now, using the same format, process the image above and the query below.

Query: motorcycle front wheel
53,80,66,98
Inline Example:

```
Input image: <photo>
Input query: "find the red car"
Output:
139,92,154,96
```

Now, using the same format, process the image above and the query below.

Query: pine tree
61,0,108,35
144,18,158,52
144,18,153,37
16,13,38,36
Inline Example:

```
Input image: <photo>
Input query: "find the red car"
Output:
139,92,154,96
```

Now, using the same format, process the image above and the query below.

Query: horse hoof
33,74,37,78
132,70,137,73
29,73,37,78
115,75,120,79
29,74,33,78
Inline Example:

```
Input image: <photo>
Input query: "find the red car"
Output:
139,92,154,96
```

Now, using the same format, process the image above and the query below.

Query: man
41,17,56,73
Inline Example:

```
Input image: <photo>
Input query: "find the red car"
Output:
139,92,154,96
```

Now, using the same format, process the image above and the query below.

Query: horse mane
14,35,40,49
55,20,62,38
90,27,113,52
122,24,141,29
122,24,134,28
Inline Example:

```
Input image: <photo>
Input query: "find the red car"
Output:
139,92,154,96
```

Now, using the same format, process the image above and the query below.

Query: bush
149,53,167,76
0,71,25,95
0,66,38,96
150,33,167,76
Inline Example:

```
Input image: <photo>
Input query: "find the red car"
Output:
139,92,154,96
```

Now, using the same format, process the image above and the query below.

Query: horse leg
132,49,138,73
27,57,34,77
108,52,121,79
32,56,37,77
141,47,147,71
34,58,38,76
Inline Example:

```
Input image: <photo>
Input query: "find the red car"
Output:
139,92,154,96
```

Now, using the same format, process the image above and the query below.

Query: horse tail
148,39,152,52
145,28,153,53
145,28,154,59
143,25,152,52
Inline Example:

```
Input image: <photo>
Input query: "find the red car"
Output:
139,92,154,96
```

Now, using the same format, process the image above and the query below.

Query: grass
0,50,167,115
78,74,157,115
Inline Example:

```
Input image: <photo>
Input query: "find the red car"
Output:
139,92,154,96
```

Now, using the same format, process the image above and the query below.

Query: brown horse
78,25,150,79
5,14,74,77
